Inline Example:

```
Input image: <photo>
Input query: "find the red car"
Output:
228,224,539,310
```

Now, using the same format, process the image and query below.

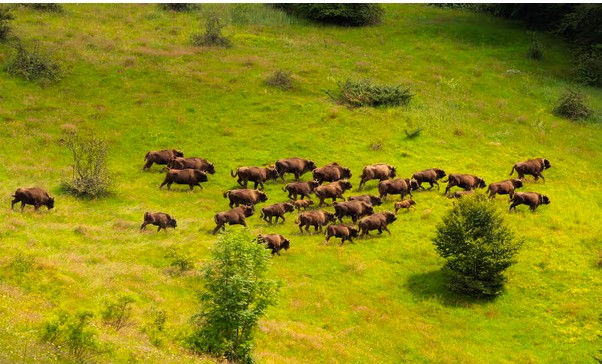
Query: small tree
553,89,593,121
101,294,135,331
41,310,100,361
188,231,279,363
190,14,232,48
4,43,62,82
433,194,523,298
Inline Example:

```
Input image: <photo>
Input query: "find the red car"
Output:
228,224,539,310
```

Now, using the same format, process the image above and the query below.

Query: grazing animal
509,192,550,212
348,194,383,206
487,179,523,199
260,202,295,224
283,180,320,200
378,178,418,201
257,234,290,255
314,180,353,207
510,158,552,182
160,169,208,191
359,163,396,190
143,149,183,171
412,168,446,191
231,166,279,190
292,199,314,211
324,224,359,244
213,205,254,234
223,189,268,209
443,173,486,196
296,210,336,234
448,190,475,199
275,158,317,181
312,162,352,184
394,199,416,213
333,200,374,223
167,157,215,174
140,212,177,232
11,188,55,212
358,212,397,237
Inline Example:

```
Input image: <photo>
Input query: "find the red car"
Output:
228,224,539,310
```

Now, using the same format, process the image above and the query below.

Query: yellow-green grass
0,4,601,363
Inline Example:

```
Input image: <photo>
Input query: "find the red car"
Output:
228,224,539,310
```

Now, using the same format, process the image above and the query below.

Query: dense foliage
335,79,413,107
4,43,62,82
553,89,593,121
272,4,383,26
190,14,232,48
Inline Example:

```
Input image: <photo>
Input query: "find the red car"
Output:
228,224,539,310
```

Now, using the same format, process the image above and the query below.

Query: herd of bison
10,149,552,255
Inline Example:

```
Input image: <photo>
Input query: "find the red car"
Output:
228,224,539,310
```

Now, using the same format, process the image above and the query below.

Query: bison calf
509,192,550,212
11,188,55,212
488,179,523,199
292,199,314,211
394,199,416,213
257,234,290,255
260,202,295,224
324,224,359,244
140,212,177,232
213,205,254,234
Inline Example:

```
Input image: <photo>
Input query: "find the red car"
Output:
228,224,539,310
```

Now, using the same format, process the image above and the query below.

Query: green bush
165,245,195,273
433,194,523,298
333,79,413,107
0,6,14,41
273,4,383,26
553,89,593,121
191,14,232,48
187,231,279,363
41,310,100,361
575,45,602,87
24,3,63,12
158,3,199,12
142,307,167,347
101,294,135,331
265,70,293,90
4,43,62,82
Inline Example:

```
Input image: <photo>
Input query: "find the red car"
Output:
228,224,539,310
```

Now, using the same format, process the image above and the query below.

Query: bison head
308,180,320,190
205,163,216,175
477,178,486,188
242,205,255,217
384,212,397,223
167,216,177,228
305,160,317,172
348,226,359,237
339,180,353,191
267,167,279,181
305,199,314,207
436,169,446,179
47,197,55,210
409,178,420,191
194,169,209,182
511,179,524,188
173,149,184,158
325,212,337,223
389,166,397,178
284,203,295,213
282,238,291,250
257,191,268,202
407,199,416,206
543,158,551,170
371,196,383,206
540,195,550,205
365,204,374,215
342,168,352,179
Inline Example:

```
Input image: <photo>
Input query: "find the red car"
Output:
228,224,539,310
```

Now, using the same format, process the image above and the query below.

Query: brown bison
223,189,268,209
324,224,359,244
167,157,215,174
509,192,550,212
260,202,295,224
394,199,416,213
487,179,523,199
510,158,552,182
213,205,254,234
292,199,314,211
333,200,374,223
358,211,397,237
378,178,418,201
443,174,486,196
257,234,291,255
140,212,177,232
297,210,336,234
412,168,446,191
143,149,183,171
275,158,317,181
160,169,208,191
348,194,383,206
283,180,320,200
315,180,353,207
11,188,55,212
448,190,475,199
312,162,352,184
359,163,396,190
231,166,279,190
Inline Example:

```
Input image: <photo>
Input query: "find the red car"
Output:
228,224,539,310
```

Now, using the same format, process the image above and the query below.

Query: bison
509,192,550,212
324,224,359,244
223,189,268,209
378,178,418,201
312,162,352,184
283,180,320,200
394,199,416,213
260,202,295,224
11,188,55,212
160,169,208,191
292,199,314,211
167,157,215,175
140,212,177,232
412,168,446,191
275,158,317,182
213,205,254,234
143,149,183,171
231,166,279,190
487,179,523,199
510,158,552,182
333,200,374,223
296,210,336,234
314,180,353,207
348,194,383,206
257,234,291,255
358,211,397,237
443,173,486,196
448,190,475,199
359,163,396,190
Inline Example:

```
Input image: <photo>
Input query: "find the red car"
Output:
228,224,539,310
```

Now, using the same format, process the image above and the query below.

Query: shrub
273,4,383,26
526,33,544,60
575,45,602,87
433,194,523,298
190,14,232,48
142,307,167,347
333,79,413,108
41,310,100,361
62,130,112,198
165,245,195,273
264,70,293,90
24,3,63,12
187,231,279,363
4,43,62,82
101,294,135,331
553,89,593,121
0,6,14,41
158,3,199,12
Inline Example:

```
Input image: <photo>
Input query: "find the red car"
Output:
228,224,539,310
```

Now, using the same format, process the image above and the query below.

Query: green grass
1,3,601,363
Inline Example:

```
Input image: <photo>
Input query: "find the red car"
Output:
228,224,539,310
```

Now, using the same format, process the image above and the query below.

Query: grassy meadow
0,3,601,363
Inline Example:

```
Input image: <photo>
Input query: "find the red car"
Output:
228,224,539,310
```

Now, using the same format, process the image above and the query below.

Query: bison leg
509,203,518,212
143,160,153,170
383,226,391,235
279,215,285,224
195,182,203,190
11,198,19,210
237,178,245,187
444,184,452,196
212,223,224,235
34,204,41,212
20,202,26,212
140,222,148,230
157,226,162,232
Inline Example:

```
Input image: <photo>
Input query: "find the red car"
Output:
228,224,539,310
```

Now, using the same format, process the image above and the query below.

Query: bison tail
230,169,238,178
509,165,516,176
